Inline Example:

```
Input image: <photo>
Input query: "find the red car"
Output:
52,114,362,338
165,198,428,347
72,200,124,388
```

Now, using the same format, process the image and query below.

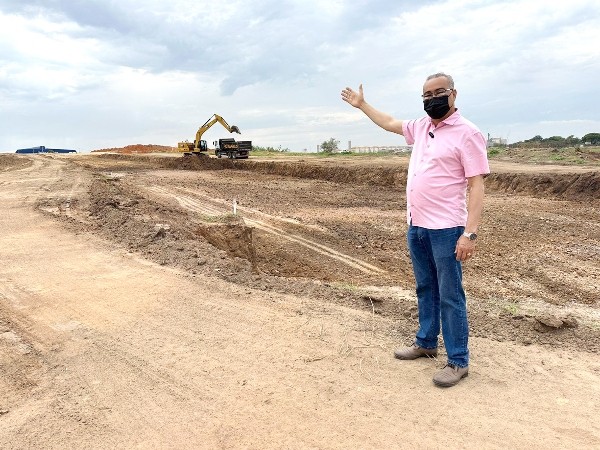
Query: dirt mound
237,161,407,187
162,154,235,171
165,155,599,200
164,157,406,185
86,153,600,201
91,144,177,154
77,153,172,171
0,154,33,171
90,154,406,185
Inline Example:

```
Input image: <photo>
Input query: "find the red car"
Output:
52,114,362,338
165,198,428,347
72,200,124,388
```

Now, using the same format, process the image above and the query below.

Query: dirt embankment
81,152,405,184
88,153,600,201
485,171,600,202
91,144,177,154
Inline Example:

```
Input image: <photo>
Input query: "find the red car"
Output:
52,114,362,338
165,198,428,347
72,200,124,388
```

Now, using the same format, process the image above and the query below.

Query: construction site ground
1,151,599,449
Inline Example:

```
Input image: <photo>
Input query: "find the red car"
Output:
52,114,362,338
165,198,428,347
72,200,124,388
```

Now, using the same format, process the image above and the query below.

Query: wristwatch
463,232,478,241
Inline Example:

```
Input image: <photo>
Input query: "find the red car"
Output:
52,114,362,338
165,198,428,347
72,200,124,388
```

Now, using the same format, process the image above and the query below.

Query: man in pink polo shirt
341,73,489,387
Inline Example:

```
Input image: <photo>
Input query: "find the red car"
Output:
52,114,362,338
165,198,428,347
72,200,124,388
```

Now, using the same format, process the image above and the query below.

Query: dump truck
178,114,240,156
213,139,252,159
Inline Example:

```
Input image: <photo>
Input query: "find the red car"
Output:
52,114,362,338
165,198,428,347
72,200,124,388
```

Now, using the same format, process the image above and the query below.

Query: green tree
512,134,584,149
320,138,339,153
565,135,581,146
582,133,600,145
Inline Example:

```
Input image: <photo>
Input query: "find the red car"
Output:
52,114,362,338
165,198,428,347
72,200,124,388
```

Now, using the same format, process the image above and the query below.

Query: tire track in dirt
0,157,80,215
0,164,208,445
147,185,386,275
29,158,88,220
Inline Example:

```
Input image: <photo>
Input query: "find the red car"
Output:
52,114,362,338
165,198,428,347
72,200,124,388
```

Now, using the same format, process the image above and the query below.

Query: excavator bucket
231,125,241,134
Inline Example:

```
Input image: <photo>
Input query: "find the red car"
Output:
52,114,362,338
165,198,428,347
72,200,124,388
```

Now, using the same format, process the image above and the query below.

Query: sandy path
1,156,599,449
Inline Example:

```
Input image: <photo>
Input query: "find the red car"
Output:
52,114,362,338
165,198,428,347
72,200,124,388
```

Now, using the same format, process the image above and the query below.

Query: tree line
509,133,600,148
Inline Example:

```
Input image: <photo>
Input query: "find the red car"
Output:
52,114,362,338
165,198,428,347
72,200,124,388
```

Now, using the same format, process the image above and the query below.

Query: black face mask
423,95,451,119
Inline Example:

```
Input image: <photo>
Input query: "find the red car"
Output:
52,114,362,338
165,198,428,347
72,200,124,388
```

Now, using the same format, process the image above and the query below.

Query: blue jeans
407,225,469,367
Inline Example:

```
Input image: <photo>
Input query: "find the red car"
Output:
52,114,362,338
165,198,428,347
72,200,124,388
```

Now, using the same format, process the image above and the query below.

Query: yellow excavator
178,114,241,156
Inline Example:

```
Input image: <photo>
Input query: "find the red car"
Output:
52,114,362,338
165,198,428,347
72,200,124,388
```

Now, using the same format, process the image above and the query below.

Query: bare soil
1,152,599,449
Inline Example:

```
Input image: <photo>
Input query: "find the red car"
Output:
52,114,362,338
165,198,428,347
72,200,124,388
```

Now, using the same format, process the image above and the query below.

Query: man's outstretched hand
341,84,364,108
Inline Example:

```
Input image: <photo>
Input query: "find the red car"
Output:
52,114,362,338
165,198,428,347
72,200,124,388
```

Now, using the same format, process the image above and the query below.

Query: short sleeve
402,120,415,145
461,131,490,178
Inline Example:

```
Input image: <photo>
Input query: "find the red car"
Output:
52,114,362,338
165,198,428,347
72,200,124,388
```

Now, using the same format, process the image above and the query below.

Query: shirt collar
427,108,461,127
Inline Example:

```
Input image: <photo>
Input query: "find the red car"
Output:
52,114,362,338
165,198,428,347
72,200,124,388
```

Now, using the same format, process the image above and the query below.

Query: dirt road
1,154,599,449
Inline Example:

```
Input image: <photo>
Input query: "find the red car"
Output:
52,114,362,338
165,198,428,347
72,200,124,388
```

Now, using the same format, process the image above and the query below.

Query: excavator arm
194,115,240,147
178,114,241,155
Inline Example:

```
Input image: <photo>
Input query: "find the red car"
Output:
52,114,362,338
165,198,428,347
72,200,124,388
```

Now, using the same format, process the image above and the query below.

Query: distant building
487,134,507,147
16,146,77,154
344,140,411,154
350,145,412,153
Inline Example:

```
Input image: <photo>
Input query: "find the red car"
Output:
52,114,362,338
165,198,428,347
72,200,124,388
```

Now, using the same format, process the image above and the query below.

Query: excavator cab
177,139,207,155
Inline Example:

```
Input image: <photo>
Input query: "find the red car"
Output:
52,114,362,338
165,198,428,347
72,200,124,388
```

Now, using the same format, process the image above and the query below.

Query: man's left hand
455,236,476,262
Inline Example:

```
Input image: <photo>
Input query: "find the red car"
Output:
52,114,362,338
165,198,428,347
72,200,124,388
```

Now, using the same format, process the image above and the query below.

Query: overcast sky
1,0,599,153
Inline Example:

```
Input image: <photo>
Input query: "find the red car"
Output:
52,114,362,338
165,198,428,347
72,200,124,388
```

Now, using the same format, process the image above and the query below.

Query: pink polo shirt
402,109,489,229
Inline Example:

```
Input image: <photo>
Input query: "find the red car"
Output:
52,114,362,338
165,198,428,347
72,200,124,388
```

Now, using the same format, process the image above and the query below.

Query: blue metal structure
16,146,77,154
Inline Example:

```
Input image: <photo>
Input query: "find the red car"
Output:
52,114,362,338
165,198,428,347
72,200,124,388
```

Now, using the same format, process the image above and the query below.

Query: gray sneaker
433,364,469,387
394,344,438,360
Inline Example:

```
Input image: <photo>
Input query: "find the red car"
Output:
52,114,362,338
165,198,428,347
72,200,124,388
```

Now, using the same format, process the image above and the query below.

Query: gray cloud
2,0,430,94
1,0,599,152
